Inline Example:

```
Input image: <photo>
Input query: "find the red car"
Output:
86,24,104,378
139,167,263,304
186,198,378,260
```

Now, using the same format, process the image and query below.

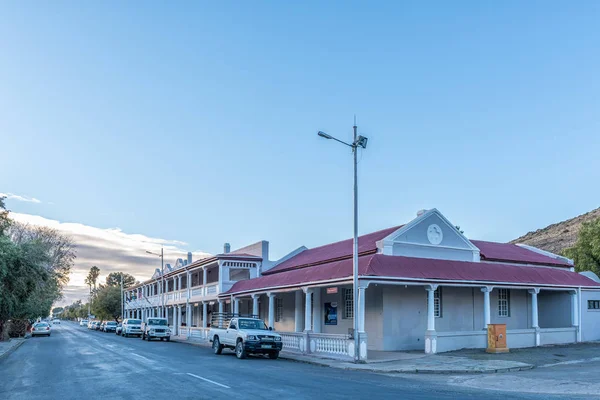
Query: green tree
105,272,136,288
0,197,10,235
85,266,100,291
92,284,123,322
563,218,600,277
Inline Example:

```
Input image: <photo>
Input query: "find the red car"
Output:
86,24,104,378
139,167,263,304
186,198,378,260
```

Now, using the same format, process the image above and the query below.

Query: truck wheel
213,337,223,355
142,333,146,340
235,341,247,359
166,337,170,342
268,351,279,360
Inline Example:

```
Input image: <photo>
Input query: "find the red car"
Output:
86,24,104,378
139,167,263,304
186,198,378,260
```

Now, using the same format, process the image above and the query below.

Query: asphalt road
0,322,580,400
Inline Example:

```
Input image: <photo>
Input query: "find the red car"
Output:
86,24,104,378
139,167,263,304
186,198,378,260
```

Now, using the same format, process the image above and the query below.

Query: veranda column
312,288,321,333
202,302,208,328
202,267,208,295
481,287,492,329
178,275,182,295
186,303,192,329
571,289,580,342
294,290,304,332
268,293,275,329
529,288,540,346
303,288,313,331
166,306,170,326
252,294,259,317
177,305,182,335
233,298,240,316
424,285,438,354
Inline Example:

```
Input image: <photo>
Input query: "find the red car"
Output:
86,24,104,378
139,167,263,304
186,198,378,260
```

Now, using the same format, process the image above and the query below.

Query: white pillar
294,290,303,332
186,272,191,300
178,275,182,293
572,290,580,331
252,294,259,317
268,293,275,329
233,298,240,316
186,303,192,327
481,287,492,329
303,288,312,332
529,288,540,346
357,285,366,333
312,288,321,333
166,307,170,326
202,302,208,328
218,300,223,314
426,286,436,332
177,305,182,330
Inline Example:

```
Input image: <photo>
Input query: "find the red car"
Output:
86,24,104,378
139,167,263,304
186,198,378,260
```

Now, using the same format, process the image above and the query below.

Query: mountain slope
511,207,600,254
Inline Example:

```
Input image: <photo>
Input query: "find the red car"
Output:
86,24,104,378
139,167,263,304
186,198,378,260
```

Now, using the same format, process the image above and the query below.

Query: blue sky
2,1,600,269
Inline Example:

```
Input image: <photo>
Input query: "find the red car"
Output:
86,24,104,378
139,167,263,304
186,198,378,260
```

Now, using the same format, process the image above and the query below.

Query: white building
125,209,600,361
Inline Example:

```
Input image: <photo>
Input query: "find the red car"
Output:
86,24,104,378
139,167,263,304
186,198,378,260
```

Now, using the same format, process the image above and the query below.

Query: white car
52,319,60,324
122,318,143,338
80,319,88,327
31,322,52,337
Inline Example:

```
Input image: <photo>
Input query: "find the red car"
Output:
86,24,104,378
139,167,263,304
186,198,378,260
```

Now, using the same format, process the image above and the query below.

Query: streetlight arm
318,131,353,148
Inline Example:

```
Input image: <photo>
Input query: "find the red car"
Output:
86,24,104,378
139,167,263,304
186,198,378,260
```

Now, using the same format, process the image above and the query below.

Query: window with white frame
342,288,354,319
275,298,283,322
498,289,510,317
588,300,600,310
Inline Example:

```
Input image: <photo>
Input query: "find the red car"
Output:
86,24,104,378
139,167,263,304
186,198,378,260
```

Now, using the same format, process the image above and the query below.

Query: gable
377,209,480,262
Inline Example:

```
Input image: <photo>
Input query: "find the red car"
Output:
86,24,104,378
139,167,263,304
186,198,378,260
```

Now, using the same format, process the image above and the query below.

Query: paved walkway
173,336,533,374
0,339,26,361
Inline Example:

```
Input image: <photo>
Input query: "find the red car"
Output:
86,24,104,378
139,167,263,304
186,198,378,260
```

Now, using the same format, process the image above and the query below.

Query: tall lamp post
317,120,368,362
146,247,164,317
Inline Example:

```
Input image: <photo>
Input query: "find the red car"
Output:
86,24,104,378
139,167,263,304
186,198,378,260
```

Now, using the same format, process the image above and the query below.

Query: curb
279,354,535,374
0,339,26,362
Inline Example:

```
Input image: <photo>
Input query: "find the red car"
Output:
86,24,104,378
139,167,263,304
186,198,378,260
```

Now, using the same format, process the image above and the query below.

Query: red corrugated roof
471,240,571,267
225,254,600,295
263,225,402,275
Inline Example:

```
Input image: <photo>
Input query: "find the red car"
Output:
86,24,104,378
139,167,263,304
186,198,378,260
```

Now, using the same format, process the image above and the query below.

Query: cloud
9,212,212,307
1,192,42,204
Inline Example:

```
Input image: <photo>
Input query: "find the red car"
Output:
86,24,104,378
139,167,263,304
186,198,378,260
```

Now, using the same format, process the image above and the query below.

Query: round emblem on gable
427,224,443,245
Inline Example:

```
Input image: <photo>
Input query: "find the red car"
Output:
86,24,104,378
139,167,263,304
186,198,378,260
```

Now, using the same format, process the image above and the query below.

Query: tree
105,272,136,288
92,284,123,322
0,197,10,236
563,218,600,277
85,266,100,291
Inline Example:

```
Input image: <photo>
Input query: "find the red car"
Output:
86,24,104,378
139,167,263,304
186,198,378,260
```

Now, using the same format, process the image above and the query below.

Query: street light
317,119,368,363
146,247,164,318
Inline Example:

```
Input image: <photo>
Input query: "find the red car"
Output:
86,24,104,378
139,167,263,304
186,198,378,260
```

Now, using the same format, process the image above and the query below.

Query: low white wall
539,327,577,346
507,329,536,348
436,331,487,353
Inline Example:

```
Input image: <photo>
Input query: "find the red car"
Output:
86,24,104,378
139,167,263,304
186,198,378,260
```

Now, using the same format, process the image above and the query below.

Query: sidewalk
171,336,533,374
0,338,26,361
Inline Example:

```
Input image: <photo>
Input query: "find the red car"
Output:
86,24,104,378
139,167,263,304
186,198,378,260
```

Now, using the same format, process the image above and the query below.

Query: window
425,287,442,318
275,298,283,322
342,288,354,319
498,289,510,317
588,300,600,310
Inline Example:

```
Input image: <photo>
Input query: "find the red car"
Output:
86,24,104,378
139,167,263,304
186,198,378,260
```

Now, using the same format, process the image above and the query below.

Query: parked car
52,319,60,324
87,321,95,329
103,321,117,332
141,318,171,341
31,322,52,337
122,319,142,338
94,322,102,331
115,323,122,335
209,317,282,359
80,319,88,327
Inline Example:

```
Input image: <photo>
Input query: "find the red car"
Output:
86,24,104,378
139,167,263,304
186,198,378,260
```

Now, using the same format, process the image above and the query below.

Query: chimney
187,252,192,265
224,243,231,254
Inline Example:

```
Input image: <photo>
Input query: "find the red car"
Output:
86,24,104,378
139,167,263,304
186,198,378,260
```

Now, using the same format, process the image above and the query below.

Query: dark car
103,321,117,332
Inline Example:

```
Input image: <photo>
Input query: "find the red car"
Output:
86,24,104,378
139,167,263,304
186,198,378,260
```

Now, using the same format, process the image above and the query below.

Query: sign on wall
324,302,337,325
327,287,338,294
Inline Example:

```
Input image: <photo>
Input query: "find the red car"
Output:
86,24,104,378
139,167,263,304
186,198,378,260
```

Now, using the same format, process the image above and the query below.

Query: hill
510,207,600,254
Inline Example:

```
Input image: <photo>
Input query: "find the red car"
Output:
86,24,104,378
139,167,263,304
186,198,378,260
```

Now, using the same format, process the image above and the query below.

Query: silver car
31,322,52,337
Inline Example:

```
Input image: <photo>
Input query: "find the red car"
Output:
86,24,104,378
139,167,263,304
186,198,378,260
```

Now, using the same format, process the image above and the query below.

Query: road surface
0,322,580,400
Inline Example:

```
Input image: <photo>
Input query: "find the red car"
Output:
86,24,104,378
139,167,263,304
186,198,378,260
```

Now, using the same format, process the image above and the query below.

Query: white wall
581,290,600,342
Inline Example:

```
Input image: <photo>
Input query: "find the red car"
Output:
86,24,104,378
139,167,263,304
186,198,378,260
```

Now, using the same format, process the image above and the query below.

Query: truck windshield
148,319,167,326
238,319,268,330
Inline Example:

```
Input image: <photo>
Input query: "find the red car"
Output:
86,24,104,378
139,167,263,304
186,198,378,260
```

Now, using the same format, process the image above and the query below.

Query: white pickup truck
209,317,282,359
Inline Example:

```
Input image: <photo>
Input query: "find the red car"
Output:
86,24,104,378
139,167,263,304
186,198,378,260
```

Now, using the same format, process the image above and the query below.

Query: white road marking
186,373,231,389
131,353,152,362
538,356,600,368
